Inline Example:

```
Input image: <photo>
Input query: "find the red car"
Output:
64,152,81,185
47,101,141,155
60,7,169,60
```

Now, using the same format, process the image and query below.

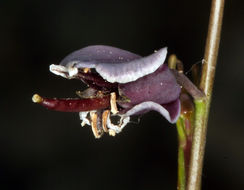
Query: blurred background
0,0,243,189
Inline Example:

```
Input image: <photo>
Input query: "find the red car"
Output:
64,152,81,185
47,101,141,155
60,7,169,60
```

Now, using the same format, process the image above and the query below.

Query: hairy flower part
33,45,181,138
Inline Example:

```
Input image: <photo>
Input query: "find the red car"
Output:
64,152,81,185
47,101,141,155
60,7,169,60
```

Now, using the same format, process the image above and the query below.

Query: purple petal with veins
56,45,167,83
60,45,141,65
118,65,181,108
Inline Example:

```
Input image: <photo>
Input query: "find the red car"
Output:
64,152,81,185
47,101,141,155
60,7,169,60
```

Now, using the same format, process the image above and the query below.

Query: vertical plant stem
187,99,206,190
176,118,187,190
186,0,225,190
178,147,186,190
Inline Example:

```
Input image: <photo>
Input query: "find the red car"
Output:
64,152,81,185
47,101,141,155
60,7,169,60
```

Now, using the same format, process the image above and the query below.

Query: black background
1,0,244,189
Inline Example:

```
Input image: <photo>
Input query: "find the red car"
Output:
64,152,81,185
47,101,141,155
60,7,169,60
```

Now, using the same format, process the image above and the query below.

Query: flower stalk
186,0,225,190
175,93,195,190
169,57,196,190
176,117,187,190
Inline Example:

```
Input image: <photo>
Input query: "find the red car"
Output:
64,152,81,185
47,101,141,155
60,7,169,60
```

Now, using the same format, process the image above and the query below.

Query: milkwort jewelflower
32,45,181,138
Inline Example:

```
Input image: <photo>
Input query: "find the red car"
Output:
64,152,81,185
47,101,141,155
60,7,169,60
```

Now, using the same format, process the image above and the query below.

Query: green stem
186,99,206,190
186,0,225,189
178,148,186,190
176,117,187,190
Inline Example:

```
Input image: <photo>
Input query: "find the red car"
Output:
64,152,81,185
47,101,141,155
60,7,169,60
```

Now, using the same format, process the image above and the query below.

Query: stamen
102,110,110,132
110,92,118,114
90,111,101,138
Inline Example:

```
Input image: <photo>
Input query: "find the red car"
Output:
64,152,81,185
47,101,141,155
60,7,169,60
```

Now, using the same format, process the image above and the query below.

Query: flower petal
124,99,181,123
60,45,141,65
118,65,181,107
95,47,167,83
56,45,167,83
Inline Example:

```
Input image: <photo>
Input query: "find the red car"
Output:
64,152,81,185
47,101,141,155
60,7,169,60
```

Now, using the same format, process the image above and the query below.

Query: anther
102,110,110,132
90,111,101,138
110,92,118,114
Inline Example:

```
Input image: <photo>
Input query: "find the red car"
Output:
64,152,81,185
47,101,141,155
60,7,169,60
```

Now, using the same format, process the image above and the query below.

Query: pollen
32,94,43,103
83,68,90,73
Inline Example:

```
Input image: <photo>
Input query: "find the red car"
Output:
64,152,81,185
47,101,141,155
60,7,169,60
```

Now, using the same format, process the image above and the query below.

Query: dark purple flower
32,45,181,138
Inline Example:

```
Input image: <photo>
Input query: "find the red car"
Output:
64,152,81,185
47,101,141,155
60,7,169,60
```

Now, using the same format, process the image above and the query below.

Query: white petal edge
124,100,181,124
95,47,167,83
49,64,78,79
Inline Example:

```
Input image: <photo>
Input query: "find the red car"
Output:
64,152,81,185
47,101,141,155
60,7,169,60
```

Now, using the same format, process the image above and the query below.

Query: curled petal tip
32,94,43,103
49,64,78,78
49,64,67,77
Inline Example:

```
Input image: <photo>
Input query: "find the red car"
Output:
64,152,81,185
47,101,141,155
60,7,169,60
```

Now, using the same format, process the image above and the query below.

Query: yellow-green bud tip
32,94,43,103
